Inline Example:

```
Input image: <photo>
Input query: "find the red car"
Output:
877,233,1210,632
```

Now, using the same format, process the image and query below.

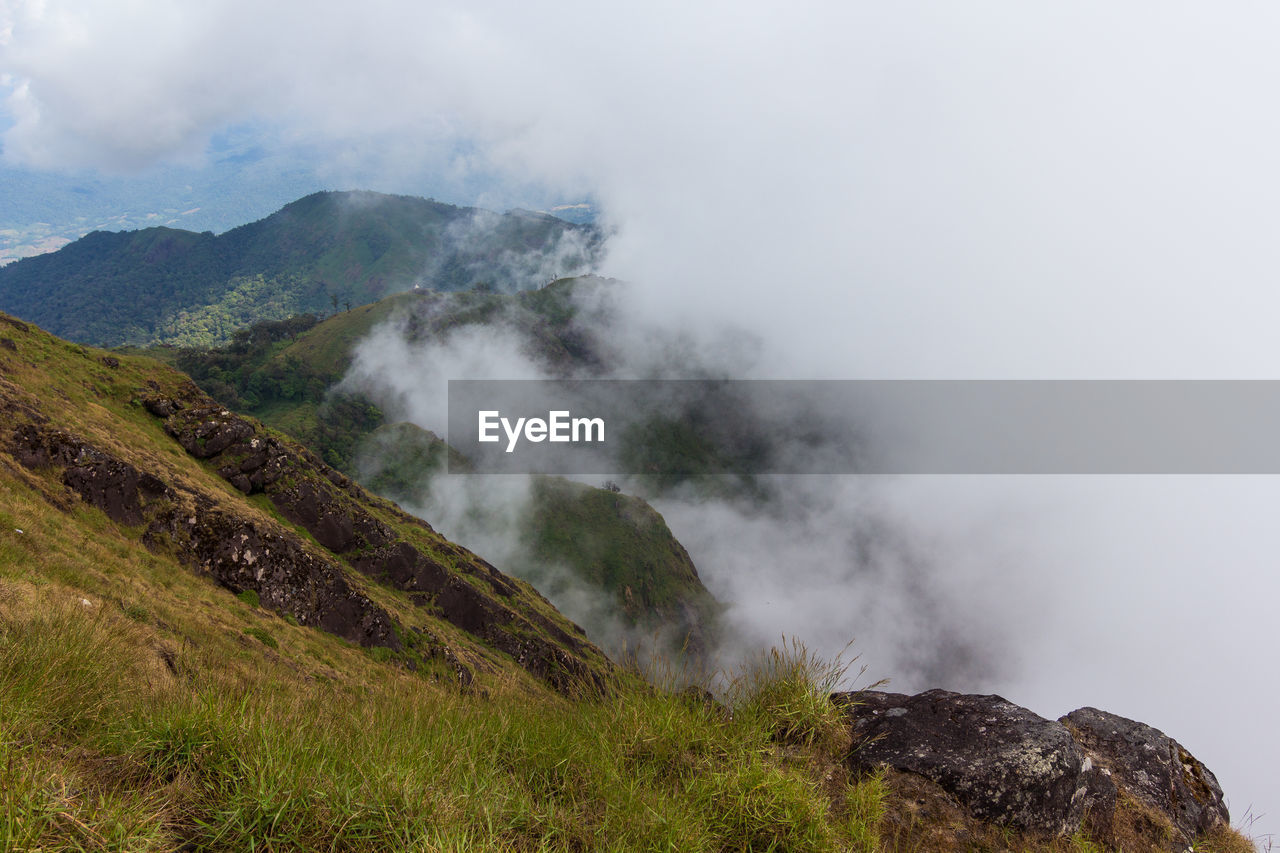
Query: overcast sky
3,0,1277,841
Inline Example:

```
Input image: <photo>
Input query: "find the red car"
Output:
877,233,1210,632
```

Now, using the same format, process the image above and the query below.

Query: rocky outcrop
147,496,401,650
8,423,400,650
836,689,1229,850
1061,707,1229,849
12,424,171,526
140,393,608,694
836,689,1102,835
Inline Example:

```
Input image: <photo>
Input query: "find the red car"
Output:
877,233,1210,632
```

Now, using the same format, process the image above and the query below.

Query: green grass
242,626,278,649
0,589,884,851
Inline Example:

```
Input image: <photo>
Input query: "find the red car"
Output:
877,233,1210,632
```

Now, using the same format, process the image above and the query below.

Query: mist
4,0,1278,839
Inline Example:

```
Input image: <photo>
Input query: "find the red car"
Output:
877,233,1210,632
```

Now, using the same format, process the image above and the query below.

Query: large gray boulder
1060,707,1229,848
836,689,1107,835
836,689,1233,850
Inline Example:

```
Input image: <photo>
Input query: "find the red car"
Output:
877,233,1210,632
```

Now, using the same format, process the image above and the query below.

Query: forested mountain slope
0,190,599,347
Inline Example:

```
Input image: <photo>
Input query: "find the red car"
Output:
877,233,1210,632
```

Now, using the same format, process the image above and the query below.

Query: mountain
150,282,724,655
0,190,600,347
0,311,887,849
0,313,1252,851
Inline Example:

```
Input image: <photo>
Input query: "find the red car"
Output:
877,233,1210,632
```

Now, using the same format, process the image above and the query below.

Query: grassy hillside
0,310,891,851
0,191,600,347
0,310,610,690
0,584,889,851
146,278,631,475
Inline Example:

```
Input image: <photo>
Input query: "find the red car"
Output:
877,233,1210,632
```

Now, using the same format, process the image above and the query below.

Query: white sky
3,0,1277,841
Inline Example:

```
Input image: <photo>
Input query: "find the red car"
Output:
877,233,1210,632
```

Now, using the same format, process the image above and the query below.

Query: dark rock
239,449,270,472
141,395,182,418
167,408,256,458
0,314,28,332
837,689,1104,836
146,501,401,651
6,422,401,652
270,479,393,553
10,424,172,525
351,540,450,591
472,556,521,597
432,574,604,696
100,356,120,368
1,338,16,351
1061,707,1228,847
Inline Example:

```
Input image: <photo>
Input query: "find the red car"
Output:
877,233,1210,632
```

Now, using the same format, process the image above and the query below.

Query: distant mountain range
0,190,601,347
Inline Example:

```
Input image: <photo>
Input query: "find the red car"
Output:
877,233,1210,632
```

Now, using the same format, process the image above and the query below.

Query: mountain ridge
0,190,600,347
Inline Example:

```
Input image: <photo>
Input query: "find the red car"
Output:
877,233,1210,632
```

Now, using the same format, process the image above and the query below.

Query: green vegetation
151,277,756,486
167,310,385,472
147,286,727,650
517,475,721,649
0,590,884,851
0,308,607,694
357,421,467,496
242,625,278,649
0,190,600,347
728,637,864,754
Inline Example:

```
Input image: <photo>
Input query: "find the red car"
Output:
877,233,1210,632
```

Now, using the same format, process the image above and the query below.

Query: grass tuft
242,626,278,649
727,635,863,754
